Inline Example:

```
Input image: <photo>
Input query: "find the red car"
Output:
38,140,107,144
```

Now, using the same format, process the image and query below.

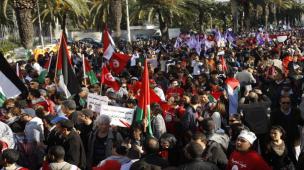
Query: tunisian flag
101,65,120,91
109,53,131,74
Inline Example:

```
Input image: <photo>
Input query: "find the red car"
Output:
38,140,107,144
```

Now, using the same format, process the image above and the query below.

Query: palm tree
88,0,110,31
130,0,188,40
231,0,239,32
184,0,213,32
2,0,35,49
38,0,89,33
110,0,122,40
269,0,293,28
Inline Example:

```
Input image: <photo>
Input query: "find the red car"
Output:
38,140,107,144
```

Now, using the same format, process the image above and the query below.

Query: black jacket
202,140,228,169
62,130,86,169
178,158,220,170
140,153,169,168
264,143,295,170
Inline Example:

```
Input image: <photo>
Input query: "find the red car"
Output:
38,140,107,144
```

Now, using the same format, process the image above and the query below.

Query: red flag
109,53,131,74
103,26,115,60
134,82,161,104
101,65,120,91
220,56,228,72
136,59,153,135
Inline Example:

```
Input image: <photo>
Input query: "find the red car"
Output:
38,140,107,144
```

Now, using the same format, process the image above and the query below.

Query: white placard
100,105,134,128
87,93,108,112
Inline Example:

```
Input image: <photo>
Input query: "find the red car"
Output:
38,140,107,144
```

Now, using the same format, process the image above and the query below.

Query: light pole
37,0,44,48
126,0,131,42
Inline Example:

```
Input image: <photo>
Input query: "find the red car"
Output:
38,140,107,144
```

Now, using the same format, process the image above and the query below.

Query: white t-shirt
131,53,140,66
191,60,203,76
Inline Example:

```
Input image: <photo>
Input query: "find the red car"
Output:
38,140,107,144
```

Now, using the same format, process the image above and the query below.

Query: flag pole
82,54,88,87
47,54,53,73
16,62,19,77
126,0,131,43
100,63,103,96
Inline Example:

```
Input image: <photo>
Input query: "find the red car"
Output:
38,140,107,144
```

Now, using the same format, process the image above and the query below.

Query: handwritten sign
87,93,108,112
100,105,134,128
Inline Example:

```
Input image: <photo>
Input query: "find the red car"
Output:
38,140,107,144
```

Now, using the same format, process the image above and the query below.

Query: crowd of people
1,28,304,170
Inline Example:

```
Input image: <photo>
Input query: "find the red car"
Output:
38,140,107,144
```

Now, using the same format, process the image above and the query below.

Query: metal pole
37,0,44,48
126,0,131,42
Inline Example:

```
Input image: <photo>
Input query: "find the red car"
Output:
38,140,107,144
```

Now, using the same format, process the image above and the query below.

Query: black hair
58,120,74,131
270,125,286,140
29,89,41,98
159,133,177,148
48,145,65,161
201,118,215,133
230,123,246,141
192,132,207,143
43,114,56,125
115,145,128,156
61,100,76,110
131,122,143,132
2,149,20,164
186,142,204,159
190,95,199,105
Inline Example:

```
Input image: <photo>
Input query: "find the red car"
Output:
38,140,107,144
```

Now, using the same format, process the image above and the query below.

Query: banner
100,105,134,128
87,93,108,112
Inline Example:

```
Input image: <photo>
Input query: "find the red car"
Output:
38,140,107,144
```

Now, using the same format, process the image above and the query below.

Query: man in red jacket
226,130,271,170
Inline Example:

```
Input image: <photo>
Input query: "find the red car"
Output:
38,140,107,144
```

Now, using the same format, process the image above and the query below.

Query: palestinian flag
0,92,5,107
0,52,28,105
136,59,153,136
225,77,240,116
38,55,53,83
55,33,81,98
83,56,99,85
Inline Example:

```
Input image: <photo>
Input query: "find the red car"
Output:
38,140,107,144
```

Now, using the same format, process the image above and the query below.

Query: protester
178,141,220,170
2,27,304,170
132,137,169,168
42,145,80,170
226,130,271,170
86,115,123,168
0,149,29,170
264,126,295,170
56,120,86,170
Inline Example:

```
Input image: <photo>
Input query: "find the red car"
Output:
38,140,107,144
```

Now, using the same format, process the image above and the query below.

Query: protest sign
87,93,108,112
100,105,134,128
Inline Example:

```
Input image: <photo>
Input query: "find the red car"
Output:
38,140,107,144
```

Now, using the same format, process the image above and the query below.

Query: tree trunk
110,0,122,41
272,3,277,27
14,8,33,49
254,3,259,27
264,2,269,30
231,0,238,33
60,13,67,33
157,9,169,41
244,1,250,31
199,12,203,32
